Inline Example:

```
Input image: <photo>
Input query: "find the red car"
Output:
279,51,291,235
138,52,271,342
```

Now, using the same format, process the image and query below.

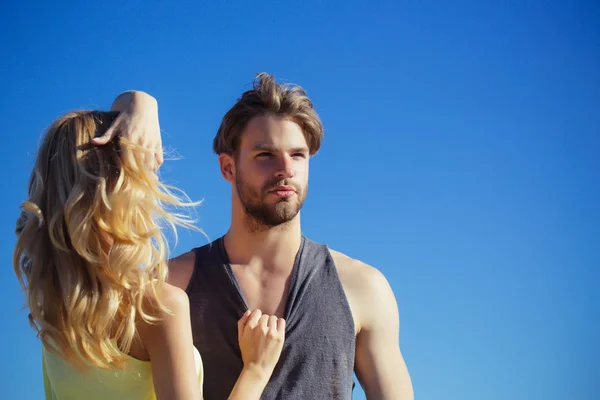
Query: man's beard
236,174,307,230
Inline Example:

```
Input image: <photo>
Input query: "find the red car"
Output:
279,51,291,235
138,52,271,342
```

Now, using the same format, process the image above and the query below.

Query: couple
14,73,413,399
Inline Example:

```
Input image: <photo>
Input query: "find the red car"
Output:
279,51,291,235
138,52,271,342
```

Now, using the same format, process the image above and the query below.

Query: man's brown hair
213,73,324,156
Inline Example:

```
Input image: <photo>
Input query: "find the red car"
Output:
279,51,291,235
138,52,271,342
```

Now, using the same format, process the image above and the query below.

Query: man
97,73,413,399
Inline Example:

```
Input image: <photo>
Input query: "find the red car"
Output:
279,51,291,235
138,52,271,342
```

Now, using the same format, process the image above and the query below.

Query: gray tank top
186,236,355,399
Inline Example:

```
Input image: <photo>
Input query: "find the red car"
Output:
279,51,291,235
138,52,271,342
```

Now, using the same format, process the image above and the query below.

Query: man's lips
268,186,297,198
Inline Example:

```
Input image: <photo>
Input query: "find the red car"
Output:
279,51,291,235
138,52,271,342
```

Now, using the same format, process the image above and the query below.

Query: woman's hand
93,91,163,170
238,309,285,384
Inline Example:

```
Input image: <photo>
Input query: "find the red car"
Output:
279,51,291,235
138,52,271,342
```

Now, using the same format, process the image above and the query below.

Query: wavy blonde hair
14,110,198,370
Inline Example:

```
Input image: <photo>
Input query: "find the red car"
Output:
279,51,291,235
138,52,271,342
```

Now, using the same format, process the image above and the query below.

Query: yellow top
42,345,203,400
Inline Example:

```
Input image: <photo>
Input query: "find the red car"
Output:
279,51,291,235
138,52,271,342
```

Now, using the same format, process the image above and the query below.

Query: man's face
232,115,310,228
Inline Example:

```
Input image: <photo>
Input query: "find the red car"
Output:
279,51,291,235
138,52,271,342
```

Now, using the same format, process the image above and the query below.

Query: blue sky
1,1,598,399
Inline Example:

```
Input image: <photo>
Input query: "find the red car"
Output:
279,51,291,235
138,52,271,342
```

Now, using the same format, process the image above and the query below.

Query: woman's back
42,344,203,400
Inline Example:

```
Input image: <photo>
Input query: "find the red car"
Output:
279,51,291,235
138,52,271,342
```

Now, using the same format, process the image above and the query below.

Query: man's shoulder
328,248,389,289
167,239,222,291
167,251,197,291
328,248,395,334
170,250,196,266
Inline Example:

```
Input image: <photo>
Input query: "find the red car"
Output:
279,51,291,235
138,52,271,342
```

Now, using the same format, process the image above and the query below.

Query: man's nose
274,156,295,179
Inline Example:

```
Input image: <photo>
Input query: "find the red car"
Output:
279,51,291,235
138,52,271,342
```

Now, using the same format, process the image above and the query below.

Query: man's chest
230,264,291,317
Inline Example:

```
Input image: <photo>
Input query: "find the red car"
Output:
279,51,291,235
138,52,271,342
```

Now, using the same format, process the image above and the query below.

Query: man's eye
256,152,271,158
292,153,307,158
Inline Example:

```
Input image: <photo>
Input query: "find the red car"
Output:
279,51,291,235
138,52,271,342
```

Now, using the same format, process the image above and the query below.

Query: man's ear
218,153,236,183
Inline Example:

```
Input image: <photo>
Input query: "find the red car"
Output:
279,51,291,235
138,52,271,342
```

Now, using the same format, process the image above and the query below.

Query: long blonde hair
14,110,198,369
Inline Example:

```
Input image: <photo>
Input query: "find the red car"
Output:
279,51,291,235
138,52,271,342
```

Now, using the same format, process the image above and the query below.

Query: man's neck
224,215,302,272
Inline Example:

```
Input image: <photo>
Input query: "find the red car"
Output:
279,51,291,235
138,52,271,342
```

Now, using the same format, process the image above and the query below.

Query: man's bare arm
354,266,414,399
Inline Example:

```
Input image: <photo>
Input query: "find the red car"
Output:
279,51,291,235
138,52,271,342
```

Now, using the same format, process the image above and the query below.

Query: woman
14,109,284,399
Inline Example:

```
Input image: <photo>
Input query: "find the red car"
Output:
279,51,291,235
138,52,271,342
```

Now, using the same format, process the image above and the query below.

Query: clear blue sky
1,1,598,399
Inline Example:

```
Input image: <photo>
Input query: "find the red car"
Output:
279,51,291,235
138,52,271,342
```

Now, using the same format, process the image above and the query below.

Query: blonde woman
14,108,284,400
